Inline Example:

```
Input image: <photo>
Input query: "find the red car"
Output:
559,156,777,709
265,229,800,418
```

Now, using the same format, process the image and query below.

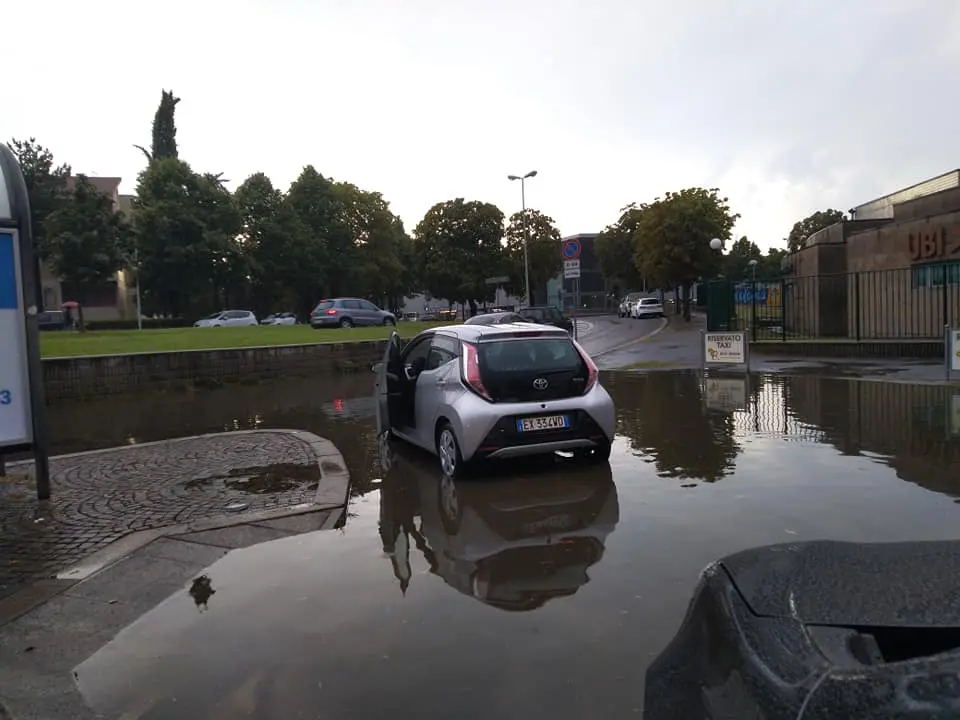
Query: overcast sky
8,0,959,249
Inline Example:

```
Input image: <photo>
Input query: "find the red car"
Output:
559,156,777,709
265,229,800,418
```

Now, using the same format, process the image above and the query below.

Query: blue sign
561,239,581,260
0,230,32,447
734,283,768,305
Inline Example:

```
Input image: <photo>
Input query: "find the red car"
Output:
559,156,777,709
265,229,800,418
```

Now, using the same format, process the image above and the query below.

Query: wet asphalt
5,316,960,718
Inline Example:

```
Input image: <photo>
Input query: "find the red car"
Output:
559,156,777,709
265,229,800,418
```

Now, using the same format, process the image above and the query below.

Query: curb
0,431,351,626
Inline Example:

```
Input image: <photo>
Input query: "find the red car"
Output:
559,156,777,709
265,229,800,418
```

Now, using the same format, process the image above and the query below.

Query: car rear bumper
452,385,616,462
310,317,340,327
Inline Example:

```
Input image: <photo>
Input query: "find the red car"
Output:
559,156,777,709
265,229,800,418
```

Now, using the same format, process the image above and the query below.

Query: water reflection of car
374,325,615,477
377,437,619,611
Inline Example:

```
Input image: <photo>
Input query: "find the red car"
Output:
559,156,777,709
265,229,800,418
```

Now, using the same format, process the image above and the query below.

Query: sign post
562,239,582,340
946,325,960,382
0,144,50,499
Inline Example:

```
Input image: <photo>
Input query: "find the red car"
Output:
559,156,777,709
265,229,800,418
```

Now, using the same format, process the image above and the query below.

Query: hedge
84,318,192,331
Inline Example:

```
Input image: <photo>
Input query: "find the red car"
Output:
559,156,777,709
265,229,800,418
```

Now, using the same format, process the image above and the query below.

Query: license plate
516,415,569,432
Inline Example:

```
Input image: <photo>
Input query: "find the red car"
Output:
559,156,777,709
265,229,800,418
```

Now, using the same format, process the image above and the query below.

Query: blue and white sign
0,230,32,447
561,238,582,260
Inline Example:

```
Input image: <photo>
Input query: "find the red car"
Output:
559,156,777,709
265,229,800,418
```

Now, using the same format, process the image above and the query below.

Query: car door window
402,337,433,377
359,300,379,312
425,335,459,370
342,300,362,311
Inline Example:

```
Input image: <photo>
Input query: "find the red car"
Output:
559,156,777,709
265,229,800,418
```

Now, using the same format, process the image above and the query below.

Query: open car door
375,331,403,435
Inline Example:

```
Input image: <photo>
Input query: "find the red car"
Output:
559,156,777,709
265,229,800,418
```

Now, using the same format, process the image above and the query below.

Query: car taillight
326,308,337,315
573,339,599,393
460,342,492,401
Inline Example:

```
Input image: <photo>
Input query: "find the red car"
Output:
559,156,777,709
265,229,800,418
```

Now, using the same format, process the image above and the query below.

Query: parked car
261,312,297,326
631,297,664,319
374,323,615,477
464,311,526,326
618,293,642,318
310,298,396,329
193,310,258,327
37,310,70,331
517,305,574,334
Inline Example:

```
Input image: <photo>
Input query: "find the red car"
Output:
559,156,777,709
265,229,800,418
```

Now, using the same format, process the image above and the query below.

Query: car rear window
313,301,335,311
639,298,659,305
479,337,581,373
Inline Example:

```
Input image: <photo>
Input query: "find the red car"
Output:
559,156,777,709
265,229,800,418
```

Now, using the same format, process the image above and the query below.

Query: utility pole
507,170,538,308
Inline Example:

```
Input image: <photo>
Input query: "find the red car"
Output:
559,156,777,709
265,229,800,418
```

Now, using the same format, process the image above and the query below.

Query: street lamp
508,170,538,307
747,258,758,282
709,238,723,251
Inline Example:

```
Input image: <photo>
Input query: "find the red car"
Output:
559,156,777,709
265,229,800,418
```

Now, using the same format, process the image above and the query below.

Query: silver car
374,323,616,477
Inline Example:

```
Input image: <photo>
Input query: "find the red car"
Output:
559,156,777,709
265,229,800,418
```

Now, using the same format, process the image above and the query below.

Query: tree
633,187,739,320
721,236,762,280
413,199,505,314
759,247,787,281
615,372,740,482
286,166,355,298
503,209,561,305
133,157,240,318
8,137,71,260
786,209,845,253
596,203,645,297
135,89,181,162
333,182,411,310
44,176,132,327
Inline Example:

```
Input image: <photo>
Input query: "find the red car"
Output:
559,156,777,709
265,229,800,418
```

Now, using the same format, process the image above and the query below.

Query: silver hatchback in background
374,323,616,477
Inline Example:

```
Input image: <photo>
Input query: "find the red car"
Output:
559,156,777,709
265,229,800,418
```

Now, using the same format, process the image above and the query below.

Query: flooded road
45,371,960,717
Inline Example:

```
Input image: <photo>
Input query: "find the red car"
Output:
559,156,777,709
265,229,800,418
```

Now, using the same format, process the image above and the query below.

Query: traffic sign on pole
561,238,582,261
563,260,581,279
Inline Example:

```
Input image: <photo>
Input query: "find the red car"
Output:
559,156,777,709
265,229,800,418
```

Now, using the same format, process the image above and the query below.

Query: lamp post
508,170,537,308
747,258,758,282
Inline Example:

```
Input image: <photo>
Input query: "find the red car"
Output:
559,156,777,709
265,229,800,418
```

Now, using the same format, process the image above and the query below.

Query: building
40,176,137,322
783,170,960,340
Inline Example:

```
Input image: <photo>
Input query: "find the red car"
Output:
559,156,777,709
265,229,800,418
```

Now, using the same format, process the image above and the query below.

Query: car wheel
576,440,611,464
382,317,395,327
339,317,354,328
438,472,462,535
436,422,464,478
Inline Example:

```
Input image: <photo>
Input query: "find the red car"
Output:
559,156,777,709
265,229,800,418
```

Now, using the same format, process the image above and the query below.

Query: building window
912,261,960,288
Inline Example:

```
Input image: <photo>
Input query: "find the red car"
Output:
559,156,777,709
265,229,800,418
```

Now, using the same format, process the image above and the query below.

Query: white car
261,312,297,326
618,292,642,318
193,310,258,328
631,297,664,319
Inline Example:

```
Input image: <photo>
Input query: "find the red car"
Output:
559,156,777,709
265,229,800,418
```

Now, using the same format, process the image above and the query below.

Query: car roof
422,322,569,342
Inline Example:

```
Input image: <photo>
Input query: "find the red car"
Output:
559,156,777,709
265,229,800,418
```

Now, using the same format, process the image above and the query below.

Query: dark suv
518,306,574,334
310,298,397,328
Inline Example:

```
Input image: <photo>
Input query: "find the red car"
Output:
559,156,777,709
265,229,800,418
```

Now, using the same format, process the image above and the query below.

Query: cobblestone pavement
0,430,345,600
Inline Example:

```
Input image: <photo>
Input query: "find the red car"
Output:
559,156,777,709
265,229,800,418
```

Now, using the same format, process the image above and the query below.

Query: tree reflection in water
610,371,740,482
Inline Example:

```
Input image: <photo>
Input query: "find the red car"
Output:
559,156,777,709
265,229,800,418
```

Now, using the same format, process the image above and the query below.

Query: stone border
0,431,350,624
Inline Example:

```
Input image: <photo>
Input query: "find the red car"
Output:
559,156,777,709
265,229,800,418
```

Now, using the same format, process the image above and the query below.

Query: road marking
591,317,669,358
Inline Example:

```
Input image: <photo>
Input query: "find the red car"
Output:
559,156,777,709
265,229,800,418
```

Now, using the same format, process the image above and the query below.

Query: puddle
184,463,320,494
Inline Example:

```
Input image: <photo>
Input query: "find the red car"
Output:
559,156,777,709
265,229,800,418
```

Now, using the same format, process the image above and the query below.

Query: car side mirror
371,362,382,374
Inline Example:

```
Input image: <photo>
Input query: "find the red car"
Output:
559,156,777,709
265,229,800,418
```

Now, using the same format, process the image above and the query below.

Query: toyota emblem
532,377,549,390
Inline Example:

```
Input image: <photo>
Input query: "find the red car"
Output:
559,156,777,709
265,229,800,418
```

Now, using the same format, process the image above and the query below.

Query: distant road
576,314,666,361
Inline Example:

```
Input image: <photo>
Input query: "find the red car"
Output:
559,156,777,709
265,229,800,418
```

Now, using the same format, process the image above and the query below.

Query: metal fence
708,265,960,340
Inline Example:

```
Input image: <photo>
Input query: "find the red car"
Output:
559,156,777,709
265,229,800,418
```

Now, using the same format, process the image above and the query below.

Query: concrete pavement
592,311,955,383
0,430,351,610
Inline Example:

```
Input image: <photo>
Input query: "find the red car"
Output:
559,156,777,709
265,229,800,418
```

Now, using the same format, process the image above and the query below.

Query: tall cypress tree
134,89,181,162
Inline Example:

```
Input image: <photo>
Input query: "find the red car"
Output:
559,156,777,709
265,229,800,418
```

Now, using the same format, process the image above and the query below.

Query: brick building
783,170,960,339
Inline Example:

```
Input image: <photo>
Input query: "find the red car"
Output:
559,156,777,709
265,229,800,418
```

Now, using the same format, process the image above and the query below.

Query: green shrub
84,318,191,331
